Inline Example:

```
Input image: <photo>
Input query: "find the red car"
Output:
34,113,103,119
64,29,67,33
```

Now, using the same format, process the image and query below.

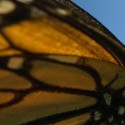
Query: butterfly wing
0,0,125,125
0,55,125,124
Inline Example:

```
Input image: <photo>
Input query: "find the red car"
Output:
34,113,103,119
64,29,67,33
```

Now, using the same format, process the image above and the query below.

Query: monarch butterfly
0,0,125,125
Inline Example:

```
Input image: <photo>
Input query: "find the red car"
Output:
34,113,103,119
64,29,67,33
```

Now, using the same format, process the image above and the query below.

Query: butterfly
0,0,125,125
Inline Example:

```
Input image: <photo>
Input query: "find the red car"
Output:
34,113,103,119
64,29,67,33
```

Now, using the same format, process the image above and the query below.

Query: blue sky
72,0,125,44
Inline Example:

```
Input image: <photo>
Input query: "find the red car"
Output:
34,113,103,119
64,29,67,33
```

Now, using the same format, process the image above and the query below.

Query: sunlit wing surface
0,1,124,66
0,0,125,125
0,16,119,64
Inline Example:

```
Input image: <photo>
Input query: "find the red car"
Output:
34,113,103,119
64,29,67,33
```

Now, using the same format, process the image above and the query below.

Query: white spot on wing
118,106,125,115
56,8,69,16
108,116,113,123
104,93,112,106
94,111,101,121
122,90,125,97
0,0,16,14
8,57,24,69
121,120,125,125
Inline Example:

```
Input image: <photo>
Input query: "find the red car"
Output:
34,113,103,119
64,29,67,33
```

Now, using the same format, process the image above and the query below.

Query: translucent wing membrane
0,54,125,125
0,15,121,64
0,0,125,125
